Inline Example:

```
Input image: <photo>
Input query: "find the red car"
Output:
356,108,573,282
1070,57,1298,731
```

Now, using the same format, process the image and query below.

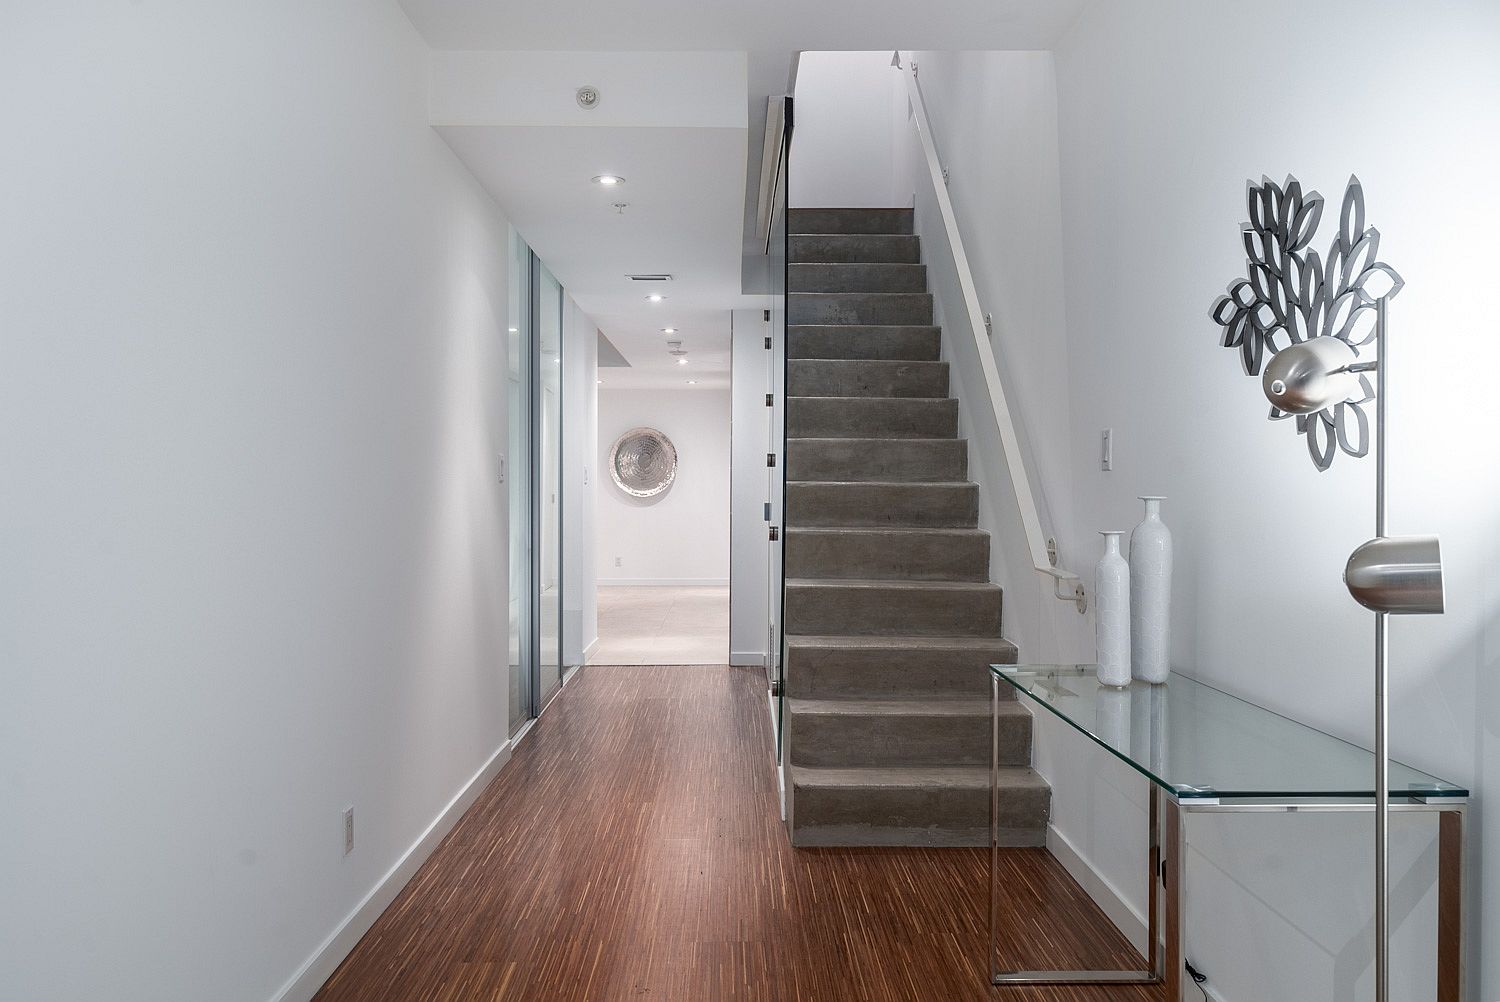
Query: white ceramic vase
1129,496,1173,684
1094,686,1131,753
1095,531,1131,687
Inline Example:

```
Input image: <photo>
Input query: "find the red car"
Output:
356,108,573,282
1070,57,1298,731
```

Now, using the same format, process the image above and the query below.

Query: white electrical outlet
343,807,354,857
614,556,622,567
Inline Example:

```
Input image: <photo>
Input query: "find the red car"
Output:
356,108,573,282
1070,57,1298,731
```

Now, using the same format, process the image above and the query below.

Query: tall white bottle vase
1130,496,1173,684
1095,531,1131,687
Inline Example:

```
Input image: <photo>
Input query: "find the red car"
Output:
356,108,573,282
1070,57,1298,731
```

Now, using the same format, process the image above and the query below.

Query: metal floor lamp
1210,175,1446,1002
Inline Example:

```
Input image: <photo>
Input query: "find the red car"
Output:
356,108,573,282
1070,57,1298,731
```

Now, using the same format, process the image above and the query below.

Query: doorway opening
590,381,731,666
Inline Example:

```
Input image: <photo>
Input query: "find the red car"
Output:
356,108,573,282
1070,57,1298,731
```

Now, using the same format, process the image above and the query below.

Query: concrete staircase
783,207,1050,848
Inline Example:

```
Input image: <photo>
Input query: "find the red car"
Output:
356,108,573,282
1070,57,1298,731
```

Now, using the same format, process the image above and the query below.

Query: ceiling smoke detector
576,86,601,110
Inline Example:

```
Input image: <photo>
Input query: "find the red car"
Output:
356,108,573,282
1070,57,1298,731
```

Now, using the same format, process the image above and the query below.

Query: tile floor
590,585,729,665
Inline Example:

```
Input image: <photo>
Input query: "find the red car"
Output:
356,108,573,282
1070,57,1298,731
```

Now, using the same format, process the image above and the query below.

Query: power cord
1185,960,1210,1002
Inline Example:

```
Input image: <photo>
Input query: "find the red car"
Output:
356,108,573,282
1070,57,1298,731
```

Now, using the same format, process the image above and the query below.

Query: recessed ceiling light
592,174,625,186
507,327,518,333
660,327,678,334
686,380,697,385
646,294,665,303
597,378,603,385
676,357,688,366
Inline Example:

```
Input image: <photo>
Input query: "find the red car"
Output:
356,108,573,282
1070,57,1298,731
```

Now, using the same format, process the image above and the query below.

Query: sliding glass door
508,234,565,734
534,258,564,711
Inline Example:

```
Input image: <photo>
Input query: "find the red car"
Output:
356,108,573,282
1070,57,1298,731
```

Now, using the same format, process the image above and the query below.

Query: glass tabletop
993,665,1467,801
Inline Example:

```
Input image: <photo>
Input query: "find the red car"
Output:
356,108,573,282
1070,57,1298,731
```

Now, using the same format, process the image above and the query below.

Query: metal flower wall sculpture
1209,175,1404,470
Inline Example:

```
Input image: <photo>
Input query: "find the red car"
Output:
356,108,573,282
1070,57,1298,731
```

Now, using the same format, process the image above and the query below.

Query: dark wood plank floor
315,665,1164,1002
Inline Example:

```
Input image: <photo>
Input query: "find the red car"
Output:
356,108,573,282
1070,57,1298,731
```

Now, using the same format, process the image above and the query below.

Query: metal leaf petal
1342,227,1381,290
1324,240,1347,296
1286,305,1309,344
1239,328,1265,375
1289,193,1325,251
1269,405,1292,421
1250,263,1276,305
1211,294,1238,326
1324,290,1358,338
1338,302,1378,346
1306,413,1337,470
1336,402,1370,458
1247,180,1272,235
1353,262,1404,303
1232,278,1257,310
1280,177,1302,237
1221,311,1251,348
1339,175,1366,253
1300,249,1325,308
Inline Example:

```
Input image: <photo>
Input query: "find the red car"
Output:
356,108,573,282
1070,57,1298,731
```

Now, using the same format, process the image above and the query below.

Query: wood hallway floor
314,666,1164,1002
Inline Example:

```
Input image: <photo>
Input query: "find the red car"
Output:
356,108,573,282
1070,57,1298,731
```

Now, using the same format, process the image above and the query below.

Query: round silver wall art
608,427,677,498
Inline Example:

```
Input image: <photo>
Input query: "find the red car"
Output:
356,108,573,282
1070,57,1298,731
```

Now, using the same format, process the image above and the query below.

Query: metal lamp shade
1344,536,1445,614
1262,336,1361,415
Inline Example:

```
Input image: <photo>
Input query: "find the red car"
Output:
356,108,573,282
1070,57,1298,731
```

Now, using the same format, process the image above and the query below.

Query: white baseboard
583,637,600,661
271,740,513,1002
597,578,730,587
1045,824,1148,956
730,649,767,666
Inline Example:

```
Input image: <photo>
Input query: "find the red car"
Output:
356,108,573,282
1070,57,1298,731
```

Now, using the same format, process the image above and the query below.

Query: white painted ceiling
400,0,1088,51
438,123,745,390
410,2,1089,390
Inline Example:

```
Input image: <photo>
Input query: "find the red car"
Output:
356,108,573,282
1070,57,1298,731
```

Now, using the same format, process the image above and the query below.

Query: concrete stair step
784,578,1001,637
790,207,914,235
786,527,989,581
788,325,941,361
787,359,948,398
788,696,1029,768
787,397,957,440
785,634,1018,699
786,480,978,528
786,438,966,482
789,292,933,326
790,233,921,264
788,764,1049,847
789,263,927,293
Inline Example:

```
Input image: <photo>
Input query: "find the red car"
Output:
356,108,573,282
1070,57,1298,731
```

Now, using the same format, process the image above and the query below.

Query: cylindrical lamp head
1262,336,1361,414
1344,535,1445,614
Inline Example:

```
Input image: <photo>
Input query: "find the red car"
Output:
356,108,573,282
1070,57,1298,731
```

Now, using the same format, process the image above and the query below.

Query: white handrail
896,52,1085,613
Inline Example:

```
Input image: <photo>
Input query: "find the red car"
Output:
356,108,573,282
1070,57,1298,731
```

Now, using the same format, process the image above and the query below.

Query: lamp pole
1373,296,1389,1002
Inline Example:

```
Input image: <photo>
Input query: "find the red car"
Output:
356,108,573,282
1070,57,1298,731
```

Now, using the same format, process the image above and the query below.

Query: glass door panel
534,258,564,710
508,229,534,737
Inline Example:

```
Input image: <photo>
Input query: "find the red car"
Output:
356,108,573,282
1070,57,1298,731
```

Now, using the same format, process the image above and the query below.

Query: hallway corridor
314,666,1160,1002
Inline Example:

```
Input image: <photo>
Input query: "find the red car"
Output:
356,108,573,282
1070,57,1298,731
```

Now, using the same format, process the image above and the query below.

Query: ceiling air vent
626,274,673,282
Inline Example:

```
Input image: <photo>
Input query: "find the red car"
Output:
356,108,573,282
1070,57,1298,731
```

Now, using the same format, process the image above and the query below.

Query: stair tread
787,526,986,537
788,696,1023,717
785,479,973,487
787,437,960,444
786,577,1000,592
790,763,1045,790
786,633,1016,651
787,395,952,402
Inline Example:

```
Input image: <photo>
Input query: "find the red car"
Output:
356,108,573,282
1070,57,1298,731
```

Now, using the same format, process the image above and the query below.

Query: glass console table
990,665,1468,999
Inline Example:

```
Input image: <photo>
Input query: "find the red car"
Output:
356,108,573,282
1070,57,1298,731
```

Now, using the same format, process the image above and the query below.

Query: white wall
729,309,771,666
1,4,515,1001
596,388,731,585
898,8,1500,999
790,51,909,208
563,299,599,663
